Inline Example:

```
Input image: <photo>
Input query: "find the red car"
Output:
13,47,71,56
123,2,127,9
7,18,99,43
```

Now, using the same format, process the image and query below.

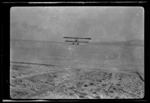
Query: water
10,39,144,72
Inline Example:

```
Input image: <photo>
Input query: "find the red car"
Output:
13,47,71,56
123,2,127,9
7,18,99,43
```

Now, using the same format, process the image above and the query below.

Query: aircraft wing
64,37,91,40
65,40,89,43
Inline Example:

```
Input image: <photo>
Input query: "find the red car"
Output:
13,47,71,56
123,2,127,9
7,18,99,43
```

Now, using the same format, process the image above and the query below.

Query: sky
10,7,144,42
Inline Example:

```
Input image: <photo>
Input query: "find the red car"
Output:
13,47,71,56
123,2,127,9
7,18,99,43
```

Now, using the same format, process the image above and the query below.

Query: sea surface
10,39,144,73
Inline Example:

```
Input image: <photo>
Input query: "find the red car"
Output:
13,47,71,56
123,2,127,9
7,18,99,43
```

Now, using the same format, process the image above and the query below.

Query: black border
1,1,149,102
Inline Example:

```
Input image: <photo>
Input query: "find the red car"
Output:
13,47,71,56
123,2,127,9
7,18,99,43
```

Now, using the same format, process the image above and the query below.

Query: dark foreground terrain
10,39,144,99
10,61,144,99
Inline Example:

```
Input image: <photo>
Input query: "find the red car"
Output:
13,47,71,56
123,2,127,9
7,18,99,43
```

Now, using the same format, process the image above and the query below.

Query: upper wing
63,37,91,40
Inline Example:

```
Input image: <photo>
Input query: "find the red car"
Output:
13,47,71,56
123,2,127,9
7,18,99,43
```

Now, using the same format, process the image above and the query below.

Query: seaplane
63,37,91,45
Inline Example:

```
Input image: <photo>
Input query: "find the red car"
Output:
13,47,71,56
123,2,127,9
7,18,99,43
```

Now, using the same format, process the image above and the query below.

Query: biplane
63,37,91,45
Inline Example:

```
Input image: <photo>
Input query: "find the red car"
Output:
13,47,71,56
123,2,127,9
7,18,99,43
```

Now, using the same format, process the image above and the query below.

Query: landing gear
72,42,79,45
